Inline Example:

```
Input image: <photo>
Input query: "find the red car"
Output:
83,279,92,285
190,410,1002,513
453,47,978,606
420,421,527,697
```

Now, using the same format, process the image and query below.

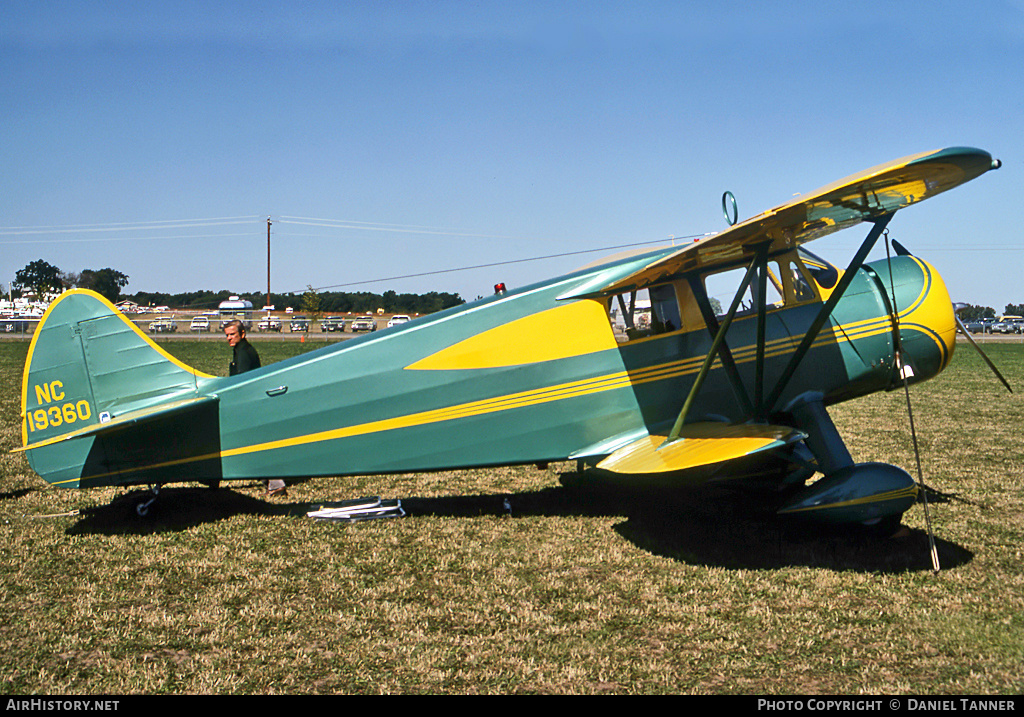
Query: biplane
17,147,1001,531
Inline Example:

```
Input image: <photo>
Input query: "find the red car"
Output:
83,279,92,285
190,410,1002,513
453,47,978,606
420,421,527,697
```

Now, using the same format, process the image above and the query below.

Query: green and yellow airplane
16,147,1001,529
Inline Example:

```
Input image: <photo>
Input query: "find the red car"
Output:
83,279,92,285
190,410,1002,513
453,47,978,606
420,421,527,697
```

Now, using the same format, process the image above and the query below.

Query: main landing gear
778,392,918,528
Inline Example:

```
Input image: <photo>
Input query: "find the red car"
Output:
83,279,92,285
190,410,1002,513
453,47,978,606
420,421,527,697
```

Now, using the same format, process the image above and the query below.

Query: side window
704,262,784,319
777,258,818,303
703,253,820,317
650,284,682,334
608,283,682,342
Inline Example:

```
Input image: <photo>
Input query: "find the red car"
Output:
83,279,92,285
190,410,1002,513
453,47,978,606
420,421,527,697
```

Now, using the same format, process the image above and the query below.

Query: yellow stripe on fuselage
406,299,619,370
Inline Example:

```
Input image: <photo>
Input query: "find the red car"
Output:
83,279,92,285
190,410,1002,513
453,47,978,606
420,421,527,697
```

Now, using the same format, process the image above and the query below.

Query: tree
60,270,81,289
14,260,63,300
300,285,322,322
78,268,129,303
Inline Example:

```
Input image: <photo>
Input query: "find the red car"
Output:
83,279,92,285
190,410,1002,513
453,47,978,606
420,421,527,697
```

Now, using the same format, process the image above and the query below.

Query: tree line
953,304,1024,320
10,260,129,304
8,259,464,315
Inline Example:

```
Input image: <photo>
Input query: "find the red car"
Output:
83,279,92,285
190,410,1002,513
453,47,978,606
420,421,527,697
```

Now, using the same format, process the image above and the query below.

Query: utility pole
266,217,272,311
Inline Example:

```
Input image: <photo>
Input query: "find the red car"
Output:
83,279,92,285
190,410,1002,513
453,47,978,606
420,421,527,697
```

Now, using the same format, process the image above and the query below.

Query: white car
258,315,282,332
149,317,177,333
321,316,346,332
351,316,377,332
189,316,210,332
387,314,411,328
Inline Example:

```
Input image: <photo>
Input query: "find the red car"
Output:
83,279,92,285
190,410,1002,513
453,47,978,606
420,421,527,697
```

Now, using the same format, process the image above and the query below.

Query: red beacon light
494,282,506,295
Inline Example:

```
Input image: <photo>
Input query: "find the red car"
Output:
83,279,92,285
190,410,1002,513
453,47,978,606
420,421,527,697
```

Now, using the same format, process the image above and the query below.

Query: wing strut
753,242,770,414
668,249,764,442
761,213,895,418
686,275,754,418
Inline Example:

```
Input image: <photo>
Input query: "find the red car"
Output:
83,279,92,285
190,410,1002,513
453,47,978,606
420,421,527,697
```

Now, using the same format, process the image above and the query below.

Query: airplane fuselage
22,246,954,490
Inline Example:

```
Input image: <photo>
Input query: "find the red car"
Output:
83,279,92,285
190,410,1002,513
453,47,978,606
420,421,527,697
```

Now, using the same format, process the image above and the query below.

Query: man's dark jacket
230,338,261,376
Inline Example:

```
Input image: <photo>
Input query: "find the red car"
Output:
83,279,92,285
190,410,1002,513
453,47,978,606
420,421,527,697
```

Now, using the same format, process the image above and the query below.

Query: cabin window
787,261,815,300
704,262,785,319
703,253,820,318
608,283,682,342
775,258,818,303
651,284,682,333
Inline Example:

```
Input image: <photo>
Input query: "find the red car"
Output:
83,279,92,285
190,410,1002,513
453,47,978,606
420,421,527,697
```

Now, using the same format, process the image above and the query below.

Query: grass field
1,337,1022,694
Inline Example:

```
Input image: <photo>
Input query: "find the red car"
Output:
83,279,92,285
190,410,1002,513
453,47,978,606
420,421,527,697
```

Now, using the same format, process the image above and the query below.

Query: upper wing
563,147,999,299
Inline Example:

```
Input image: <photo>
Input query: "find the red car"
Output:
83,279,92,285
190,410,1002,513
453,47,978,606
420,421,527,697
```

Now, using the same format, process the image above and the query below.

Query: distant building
0,296,49,317
116,300,143,314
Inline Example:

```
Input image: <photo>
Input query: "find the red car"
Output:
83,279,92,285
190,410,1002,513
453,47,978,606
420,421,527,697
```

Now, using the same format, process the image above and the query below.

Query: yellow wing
596,422,806,475
571,147,999,298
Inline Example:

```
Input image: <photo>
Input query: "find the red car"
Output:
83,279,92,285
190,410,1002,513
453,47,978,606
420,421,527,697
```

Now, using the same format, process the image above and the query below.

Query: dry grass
1,338,1022,694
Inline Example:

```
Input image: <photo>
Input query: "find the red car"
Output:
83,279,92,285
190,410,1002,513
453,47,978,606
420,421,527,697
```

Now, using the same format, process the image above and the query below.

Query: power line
300,234,705,294
0,215,262,236
274,215,525,241
0,232,254,246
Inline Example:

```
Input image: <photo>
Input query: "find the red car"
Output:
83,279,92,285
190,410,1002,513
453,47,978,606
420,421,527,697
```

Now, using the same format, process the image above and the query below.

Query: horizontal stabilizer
16,395,218,453
595,422,806,475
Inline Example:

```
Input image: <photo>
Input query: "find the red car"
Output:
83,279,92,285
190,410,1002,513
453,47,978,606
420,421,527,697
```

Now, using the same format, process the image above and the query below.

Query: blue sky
2,1,1021,311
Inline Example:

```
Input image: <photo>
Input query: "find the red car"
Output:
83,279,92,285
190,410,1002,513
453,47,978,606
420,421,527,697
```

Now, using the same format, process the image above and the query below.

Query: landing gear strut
780,393,917,527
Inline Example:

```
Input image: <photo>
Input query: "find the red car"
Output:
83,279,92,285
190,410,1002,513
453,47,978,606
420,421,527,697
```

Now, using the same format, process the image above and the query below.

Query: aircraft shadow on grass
65,472,973,574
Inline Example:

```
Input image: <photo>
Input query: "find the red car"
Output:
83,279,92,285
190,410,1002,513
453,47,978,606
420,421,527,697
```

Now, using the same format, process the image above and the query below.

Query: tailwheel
135,485,161,517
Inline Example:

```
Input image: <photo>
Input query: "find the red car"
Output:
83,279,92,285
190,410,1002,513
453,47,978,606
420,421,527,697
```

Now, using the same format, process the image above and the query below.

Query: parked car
962,320,985,334
258,315,282,332
149,317,177,333
1,317,30,333
991,320,1020,334
321,316,346,332
351,316,377,332
387,314,411,328
189,316,210,332
290,315,310,332
219,316,252,331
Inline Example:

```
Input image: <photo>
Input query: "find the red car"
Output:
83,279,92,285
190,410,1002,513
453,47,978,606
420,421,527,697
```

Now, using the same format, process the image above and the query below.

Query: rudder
20,290,212,485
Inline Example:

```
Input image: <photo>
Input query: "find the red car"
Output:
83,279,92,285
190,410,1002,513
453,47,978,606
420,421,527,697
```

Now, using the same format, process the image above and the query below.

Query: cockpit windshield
798,248,839,290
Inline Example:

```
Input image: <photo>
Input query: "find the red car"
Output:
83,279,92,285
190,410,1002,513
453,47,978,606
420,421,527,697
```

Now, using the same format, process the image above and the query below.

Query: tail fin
19,290,214,487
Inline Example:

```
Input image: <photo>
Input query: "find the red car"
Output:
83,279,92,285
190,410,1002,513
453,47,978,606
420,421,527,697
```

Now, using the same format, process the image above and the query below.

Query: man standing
223,319,261,375
223,320,286,496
